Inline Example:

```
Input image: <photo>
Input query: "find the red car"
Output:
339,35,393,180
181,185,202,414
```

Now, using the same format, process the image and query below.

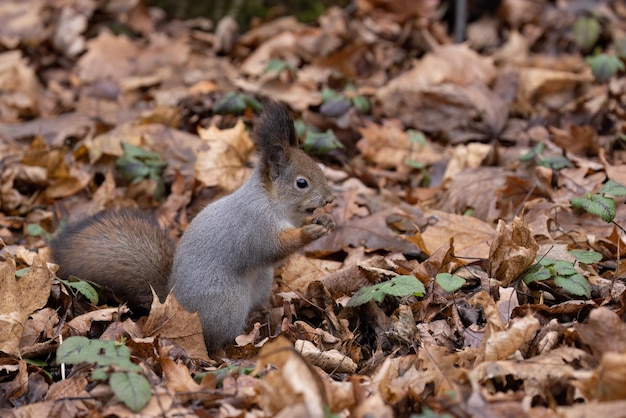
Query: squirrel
50,101,335,352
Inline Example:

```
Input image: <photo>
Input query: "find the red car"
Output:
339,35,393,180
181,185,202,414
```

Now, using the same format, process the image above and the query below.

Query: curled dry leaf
469,347,593,405
158,345,209,404
66,307,130,334
143,290,209,361
255,336,328,417
482,315,540,362
0,253,53,357
295,339,358,374
489,217,539,286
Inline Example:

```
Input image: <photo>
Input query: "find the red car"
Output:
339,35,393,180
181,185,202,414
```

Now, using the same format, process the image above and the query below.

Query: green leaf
294,119,308,138
109,371,152,412
320,88,341,102
303,129,344,155
552,261,577,276
60,278,99,305
537,257,557,267
554,273,591,298
519,142,544,162
91,367,109,381
264,58,293,74
586,54,625,83
570,194,616,222
572,16,600,51
57,337,140,372
243,95,263,111
599,180,626,197
15,267,30,278
538,155,573,170
120,142,161,161
407,130,427,147
406,159,425,169
149,171,166,201
26,223,48,239
616,37,626,60
115,156,150,182
347,275,425,307
567,250,602,264
435,273,466,293
522,265,552,284
213,91,248,114
351,95,370,113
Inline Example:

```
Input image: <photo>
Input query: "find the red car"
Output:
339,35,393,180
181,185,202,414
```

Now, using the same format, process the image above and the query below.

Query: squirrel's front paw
302,214,334,241
311,213,335,230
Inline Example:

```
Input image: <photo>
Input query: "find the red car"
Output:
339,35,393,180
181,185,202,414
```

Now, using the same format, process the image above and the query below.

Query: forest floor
2,0,626,417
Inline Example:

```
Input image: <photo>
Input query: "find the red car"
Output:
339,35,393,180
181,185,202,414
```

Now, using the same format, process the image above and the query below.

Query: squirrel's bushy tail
50,209,175,310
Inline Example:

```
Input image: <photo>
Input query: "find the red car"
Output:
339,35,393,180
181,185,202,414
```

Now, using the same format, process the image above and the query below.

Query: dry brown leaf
293,321,341,348
76,30,138,83
557,400,626,418
143,290,209,361
234,76,322,112
549,125,597,156
0,253,53,356
255,336,328,417
196,119,255,193
517,67,593,109
470,290,506,358
308,206,423,255
240,31,298,76
19,307,59,349
443,143,492,181
392,305,417,346
277,253,342,294
420,208,494,259
0,0,48,49
356,0,439,22
377,44,496,101
45,373,89,401
575,307,626,361
437,167,508,223
66,307,130,335
235,322,262,347
52,6,88,58
489,217,539,286
159,345,203,399
483,315,540,362
294,339,357,374
0,50,41,121
593,352,626,401
470,347,592,405
356,119,421,175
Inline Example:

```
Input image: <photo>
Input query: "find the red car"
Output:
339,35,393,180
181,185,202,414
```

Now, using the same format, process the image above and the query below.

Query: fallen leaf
196,119,255,193
0,253,53,356
420,209,495,259
489,217,539,286
143,290,209,361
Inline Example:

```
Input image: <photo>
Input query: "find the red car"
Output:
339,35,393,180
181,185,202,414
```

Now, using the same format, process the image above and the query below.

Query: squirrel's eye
296,178,309,189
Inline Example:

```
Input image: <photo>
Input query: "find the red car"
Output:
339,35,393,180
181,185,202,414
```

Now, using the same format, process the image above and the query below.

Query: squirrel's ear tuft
253,100,298,151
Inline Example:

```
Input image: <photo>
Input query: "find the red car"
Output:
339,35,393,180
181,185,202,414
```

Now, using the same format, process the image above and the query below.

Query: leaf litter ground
2,0,626,416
